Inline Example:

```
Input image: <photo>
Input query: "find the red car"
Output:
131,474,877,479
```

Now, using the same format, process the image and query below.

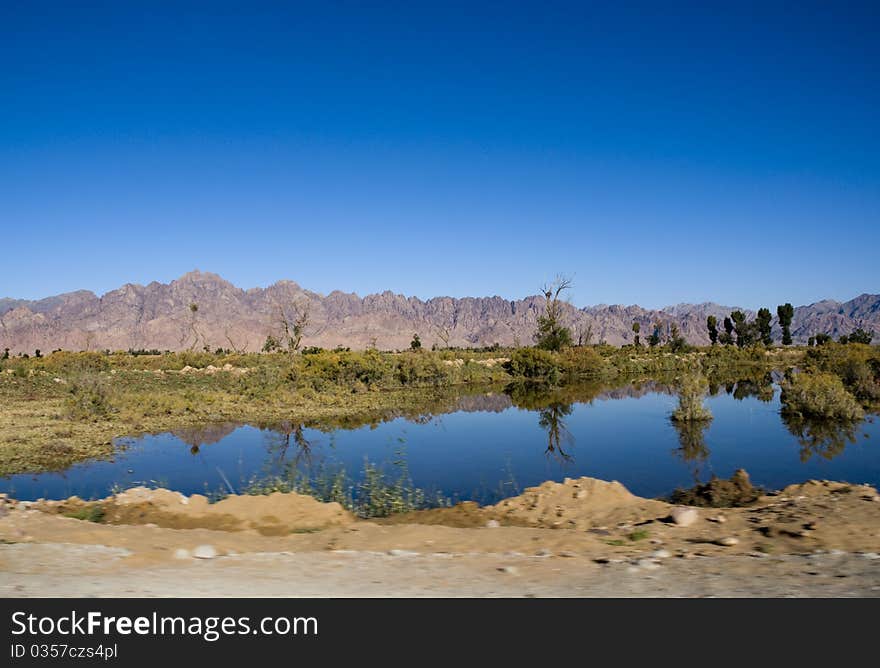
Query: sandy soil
2,477,879,597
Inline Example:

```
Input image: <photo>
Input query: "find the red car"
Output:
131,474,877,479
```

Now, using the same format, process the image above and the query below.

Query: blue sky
1,1,878,309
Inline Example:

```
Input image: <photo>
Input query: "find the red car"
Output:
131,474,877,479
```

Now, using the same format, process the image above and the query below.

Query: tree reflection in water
265,421,315,470
670,418,711,483
537,403,575,462
781,413,862,462
731,374,775,403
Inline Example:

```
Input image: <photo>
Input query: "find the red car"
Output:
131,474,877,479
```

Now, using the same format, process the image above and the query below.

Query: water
2,381,878,502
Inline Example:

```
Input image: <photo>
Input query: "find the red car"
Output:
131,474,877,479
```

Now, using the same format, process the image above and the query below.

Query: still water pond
2,382,879,502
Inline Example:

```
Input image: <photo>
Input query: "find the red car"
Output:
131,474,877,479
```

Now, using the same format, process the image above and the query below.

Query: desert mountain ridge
0,270,877,353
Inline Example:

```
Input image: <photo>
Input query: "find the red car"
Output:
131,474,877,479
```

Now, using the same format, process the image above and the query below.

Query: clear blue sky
1,1,878,309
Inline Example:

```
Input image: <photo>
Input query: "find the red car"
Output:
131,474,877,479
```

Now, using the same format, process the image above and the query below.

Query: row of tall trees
706,303,794,348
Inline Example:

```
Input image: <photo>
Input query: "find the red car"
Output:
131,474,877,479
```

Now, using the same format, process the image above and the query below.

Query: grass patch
627,529,650,542
63,505,105,523
239,454,451,519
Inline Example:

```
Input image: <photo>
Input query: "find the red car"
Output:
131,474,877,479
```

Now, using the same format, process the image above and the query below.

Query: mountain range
0,271,877,353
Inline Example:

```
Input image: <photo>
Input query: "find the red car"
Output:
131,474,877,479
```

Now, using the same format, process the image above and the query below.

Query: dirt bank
2,476,879,597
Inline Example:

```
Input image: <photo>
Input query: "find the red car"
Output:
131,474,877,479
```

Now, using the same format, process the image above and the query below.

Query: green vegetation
706,315,718,345
627,528,650,542
780,372,864,421
504,348,561,381
756,308,773,346
534,276,573,352
671,371,713,422
2,336,874,480
64,505,106,523
840,328,874,345
720,316,734,346
777,303,794,346
240,454,449,518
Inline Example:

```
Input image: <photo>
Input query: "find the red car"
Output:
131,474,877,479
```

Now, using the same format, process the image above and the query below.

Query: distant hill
0,271,876,353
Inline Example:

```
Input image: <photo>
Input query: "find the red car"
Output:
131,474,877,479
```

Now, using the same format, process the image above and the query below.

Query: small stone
574,490,588,499
535,548,553,557
804,522,818,531
830,549,846,556
708,515,727,524
192,544,218,559
173,548,191,560
636,559,661,570
485,519,500,529
861,552,880,560
748,551,768,558
715,537,739,547
388,549,419,557
498,566,518,575
651,549,671,559
649,539,664,545
669,507,698,527
559,551,577,558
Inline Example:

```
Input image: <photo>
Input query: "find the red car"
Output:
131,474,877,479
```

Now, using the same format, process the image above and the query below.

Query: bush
558,346,606,377
780,371,864,420
65,373,113,420
395,354,447,386
839,358,880,402
671,372,713,422
298,350,392,389
504,348,561,381
40,351,110,375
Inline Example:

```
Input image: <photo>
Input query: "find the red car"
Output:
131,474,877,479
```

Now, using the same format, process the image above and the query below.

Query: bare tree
274,298,325,355
431,323,452,349
180,302,208,351
223,328,249,354
574,319,594,347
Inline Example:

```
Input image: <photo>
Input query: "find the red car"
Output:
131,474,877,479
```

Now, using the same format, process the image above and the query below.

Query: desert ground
2,475,879,597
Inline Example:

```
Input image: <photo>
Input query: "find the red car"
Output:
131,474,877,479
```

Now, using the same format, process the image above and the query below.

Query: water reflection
670,419,711,482
3,375,878,503
781,413,862,462
265,421,316,468
170,423,238,454
538,403,575,462
731,374,775,402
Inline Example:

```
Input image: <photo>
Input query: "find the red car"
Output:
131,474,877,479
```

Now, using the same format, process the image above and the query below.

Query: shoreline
2,475,878,597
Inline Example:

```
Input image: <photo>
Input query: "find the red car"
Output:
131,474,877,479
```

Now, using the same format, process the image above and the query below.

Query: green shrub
395,353,448,386
504,348,561,381
64,505,105,523
40,351,110,375
839,358,880,402
65,373,113,420
780,371,864,420
671,371,713,422
558,346,606,377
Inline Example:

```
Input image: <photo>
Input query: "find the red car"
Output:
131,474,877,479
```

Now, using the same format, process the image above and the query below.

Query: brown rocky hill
0,271,876,353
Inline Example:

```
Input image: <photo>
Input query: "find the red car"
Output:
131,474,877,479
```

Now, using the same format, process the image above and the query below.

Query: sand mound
36,487,355,535
669,469,761,508
775,479,880,500
486,477,670,529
